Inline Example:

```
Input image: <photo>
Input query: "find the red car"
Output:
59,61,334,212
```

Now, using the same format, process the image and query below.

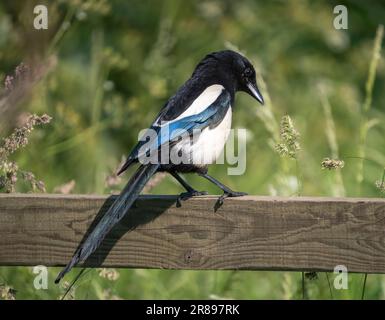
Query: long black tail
55,163,159,283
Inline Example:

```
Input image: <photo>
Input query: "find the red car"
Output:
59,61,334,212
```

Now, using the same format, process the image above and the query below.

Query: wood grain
1,193,385,273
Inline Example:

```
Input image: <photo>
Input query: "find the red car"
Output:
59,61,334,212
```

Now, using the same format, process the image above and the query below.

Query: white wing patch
157,84,225,126
175,106,233,165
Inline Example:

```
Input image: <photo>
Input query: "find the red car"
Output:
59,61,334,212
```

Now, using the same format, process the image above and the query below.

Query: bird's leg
170,172,196,193
198,173,247,208
170,172,207,207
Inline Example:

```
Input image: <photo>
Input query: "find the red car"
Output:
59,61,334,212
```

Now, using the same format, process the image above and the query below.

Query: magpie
55,50,264,283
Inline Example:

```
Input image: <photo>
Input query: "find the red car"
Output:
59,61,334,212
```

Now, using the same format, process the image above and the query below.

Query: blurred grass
1,0,385,299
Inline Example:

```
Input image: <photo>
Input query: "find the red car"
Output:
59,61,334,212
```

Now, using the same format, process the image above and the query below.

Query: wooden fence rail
1,193,385,273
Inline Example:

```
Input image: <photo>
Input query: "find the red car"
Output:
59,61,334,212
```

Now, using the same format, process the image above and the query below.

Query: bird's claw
176,190,208,207
215,191,248,211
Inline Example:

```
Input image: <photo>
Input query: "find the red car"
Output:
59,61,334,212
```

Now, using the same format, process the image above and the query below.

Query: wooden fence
1,193,385,273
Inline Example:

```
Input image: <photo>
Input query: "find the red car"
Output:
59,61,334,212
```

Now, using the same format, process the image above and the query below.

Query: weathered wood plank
0,193,385,273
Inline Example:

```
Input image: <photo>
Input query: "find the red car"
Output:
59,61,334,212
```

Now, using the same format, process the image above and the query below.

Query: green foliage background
0,0,384,299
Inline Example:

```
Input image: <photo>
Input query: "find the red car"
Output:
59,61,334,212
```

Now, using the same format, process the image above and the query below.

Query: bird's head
194,50,264,105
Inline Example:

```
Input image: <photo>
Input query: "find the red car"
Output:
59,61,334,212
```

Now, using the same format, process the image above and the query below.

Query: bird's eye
243,68,252,78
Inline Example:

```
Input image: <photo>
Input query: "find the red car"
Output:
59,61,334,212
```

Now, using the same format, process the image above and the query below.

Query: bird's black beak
246,81,264,105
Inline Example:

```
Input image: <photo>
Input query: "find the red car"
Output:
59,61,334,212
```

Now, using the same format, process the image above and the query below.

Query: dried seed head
321,158,345,170
0,114,51,193
21,171,46,193
0,161,18,193
61,281,71,290
375,180,385,193
0,175,5,190
0,113,52,159
15,62,28,78
98,268,120,281
0,285,16,300
53,180,76,194
3,62,29,92
58,281,76,300
275,115,301,159
4,75,14,91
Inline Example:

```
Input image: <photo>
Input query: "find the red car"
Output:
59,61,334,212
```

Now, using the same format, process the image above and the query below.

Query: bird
55,50,264,283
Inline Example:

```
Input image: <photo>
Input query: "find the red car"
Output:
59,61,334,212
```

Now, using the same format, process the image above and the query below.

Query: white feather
173,107,232,165
157,84,225,126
